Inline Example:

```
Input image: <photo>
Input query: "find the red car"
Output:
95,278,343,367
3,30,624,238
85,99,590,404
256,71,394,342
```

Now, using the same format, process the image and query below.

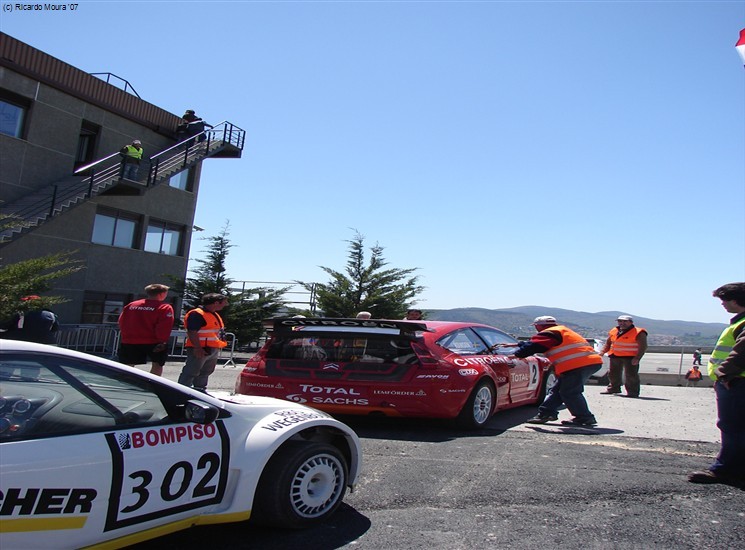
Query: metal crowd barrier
57,325,238,366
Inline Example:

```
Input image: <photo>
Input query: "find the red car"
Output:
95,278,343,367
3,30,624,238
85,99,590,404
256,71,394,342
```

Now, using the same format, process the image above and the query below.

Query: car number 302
103,422,230,531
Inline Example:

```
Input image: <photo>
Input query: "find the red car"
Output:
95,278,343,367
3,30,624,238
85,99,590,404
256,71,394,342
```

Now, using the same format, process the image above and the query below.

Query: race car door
471,327,543,403
0,352,229,550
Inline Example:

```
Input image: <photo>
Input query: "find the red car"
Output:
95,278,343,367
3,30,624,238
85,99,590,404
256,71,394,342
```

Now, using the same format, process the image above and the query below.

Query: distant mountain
425,306,726,346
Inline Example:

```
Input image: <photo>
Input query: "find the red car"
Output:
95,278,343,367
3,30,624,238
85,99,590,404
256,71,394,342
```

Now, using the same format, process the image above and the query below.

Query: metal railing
57,325,239,367
1,121,245,244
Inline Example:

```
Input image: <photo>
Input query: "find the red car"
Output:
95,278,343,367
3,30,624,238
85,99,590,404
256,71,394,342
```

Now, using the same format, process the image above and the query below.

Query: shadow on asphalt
131,503,371,550
336,403,542,442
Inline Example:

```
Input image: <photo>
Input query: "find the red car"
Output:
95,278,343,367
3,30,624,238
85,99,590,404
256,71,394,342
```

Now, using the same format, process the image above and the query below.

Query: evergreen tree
179,222,286,347
182,223,234,310
0,251,84,322
301,231,423,318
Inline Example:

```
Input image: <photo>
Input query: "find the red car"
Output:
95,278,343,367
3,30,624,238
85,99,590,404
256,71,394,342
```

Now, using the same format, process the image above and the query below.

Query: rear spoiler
264,317,431,334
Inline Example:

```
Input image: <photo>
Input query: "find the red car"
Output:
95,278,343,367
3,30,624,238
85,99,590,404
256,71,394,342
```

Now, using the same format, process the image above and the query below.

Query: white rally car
0,341,362,549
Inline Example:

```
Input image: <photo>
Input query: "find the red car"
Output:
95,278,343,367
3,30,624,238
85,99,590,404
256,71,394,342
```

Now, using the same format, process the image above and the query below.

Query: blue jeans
710,378,745,479
121,163,139,180
539,363,602,420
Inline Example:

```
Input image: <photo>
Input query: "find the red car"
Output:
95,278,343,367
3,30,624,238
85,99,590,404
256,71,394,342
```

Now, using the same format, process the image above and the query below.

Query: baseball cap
617,315,633,322
533,316,557,325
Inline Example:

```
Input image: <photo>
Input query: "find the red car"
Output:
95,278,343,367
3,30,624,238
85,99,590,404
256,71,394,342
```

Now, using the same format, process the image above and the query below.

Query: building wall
0,34,204,324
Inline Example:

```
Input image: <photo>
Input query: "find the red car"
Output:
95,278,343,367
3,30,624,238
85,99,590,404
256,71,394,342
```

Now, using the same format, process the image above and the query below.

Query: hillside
426,306,726,346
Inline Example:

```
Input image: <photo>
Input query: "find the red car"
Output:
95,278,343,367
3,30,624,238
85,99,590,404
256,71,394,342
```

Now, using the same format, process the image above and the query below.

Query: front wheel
252,441,349,528
457,379,495,429
538,368,556,403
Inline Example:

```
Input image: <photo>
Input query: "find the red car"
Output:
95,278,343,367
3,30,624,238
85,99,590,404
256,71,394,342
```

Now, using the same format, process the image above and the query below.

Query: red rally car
235,318,553,429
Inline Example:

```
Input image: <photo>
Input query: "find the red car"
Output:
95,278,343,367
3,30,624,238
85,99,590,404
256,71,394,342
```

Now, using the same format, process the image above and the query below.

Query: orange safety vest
541,326,602,375
184,307,227,348
686,368,702,380
608,326,646,357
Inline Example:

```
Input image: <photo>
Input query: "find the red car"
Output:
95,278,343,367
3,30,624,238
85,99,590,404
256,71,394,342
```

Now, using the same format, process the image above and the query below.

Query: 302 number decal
104,423,229,531
121,453,219,513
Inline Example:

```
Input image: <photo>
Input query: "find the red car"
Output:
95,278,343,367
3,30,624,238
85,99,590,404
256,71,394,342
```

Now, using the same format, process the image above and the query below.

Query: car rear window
266,333,417,364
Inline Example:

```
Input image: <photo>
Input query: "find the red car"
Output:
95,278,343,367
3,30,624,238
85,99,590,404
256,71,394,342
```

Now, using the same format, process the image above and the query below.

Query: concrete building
0,33,244,324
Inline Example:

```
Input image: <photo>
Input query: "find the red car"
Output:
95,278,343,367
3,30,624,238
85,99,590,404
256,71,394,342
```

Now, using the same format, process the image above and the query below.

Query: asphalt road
129,360,744,550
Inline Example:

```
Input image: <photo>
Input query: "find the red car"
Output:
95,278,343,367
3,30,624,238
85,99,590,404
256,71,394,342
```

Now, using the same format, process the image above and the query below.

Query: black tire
252,441,348,528
457,379,495,430
538,368,557,403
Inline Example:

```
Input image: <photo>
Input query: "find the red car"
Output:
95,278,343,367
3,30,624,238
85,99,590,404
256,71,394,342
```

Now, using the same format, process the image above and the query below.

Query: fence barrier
57,325,238,367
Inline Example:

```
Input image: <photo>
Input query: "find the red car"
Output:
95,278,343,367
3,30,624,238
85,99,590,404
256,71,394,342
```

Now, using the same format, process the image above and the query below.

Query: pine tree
301,231,424,318
0,251,84,322
182,223,234,310
179,222,286,346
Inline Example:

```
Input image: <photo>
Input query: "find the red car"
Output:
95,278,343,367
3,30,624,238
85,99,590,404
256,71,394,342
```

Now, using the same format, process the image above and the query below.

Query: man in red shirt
118,284,175,376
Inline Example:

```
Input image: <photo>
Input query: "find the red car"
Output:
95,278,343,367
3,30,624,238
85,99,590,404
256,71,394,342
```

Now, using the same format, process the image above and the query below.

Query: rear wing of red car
264,317,431,335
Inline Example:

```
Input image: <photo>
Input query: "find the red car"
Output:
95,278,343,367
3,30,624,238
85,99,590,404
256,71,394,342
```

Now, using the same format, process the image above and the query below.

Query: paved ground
126,355,745,550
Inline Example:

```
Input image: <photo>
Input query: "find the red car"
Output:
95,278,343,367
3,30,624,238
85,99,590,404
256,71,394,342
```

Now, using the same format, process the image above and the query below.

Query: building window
0,98,27,138
92,210,139,248
82,292,130,324
144,221,184,256
168,169,191,191
75,121,100,170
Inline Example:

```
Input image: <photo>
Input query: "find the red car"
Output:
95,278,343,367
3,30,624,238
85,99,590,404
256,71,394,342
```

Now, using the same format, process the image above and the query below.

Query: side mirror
185,400,219,424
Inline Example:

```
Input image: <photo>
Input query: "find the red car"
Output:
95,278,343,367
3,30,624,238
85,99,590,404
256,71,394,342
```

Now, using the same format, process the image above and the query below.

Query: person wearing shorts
118,284,175,376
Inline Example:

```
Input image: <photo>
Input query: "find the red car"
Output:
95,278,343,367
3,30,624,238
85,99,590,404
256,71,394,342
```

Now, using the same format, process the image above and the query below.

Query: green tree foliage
301,231,423,318
229,287,288,346
180,222,286,346
0,251,84,321
182,223,234,310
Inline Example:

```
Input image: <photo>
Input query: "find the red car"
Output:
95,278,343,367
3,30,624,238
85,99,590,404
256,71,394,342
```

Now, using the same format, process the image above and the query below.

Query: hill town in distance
426,306,726,347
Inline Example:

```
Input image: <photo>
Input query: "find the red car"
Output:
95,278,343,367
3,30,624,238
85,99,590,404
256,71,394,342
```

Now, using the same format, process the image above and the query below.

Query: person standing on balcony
178,293,229,393
119,139,143,180
598,315,648,398
118,284,175,376
180,109,213,145
0,295,59,345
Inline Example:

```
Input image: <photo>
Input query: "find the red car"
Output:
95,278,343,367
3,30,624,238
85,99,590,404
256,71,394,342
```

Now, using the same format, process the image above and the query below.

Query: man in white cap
598,315,648,398
513,316,603,426
120,139,143,180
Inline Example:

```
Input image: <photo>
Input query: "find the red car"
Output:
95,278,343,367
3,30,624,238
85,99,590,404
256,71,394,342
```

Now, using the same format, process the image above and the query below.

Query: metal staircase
0,121,245,245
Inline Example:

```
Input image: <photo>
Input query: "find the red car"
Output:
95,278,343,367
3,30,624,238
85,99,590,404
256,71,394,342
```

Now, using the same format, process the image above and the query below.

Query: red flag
737,28,745,66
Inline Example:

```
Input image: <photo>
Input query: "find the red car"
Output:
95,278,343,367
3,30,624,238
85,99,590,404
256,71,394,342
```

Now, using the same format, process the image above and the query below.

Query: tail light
410,341,440,369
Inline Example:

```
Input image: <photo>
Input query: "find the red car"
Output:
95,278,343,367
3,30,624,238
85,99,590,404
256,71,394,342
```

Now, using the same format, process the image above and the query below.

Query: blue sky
3,1,743,323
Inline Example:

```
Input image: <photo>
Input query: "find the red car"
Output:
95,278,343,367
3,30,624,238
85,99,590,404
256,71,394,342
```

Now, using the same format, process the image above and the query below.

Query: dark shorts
119,343,167,367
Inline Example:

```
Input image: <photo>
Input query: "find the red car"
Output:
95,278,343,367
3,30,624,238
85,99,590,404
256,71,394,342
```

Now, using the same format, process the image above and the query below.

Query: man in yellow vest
119,139,143,180
598,315,648,398
177,293,228,393
514,316,603,427
689,282,745,486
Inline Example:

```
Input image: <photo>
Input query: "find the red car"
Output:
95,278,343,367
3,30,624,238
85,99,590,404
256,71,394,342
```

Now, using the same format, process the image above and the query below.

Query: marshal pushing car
235,318,553,429
0,341,361,550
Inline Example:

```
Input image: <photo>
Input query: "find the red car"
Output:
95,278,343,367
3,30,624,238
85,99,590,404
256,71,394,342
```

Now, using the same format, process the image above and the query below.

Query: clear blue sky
3,1,743,323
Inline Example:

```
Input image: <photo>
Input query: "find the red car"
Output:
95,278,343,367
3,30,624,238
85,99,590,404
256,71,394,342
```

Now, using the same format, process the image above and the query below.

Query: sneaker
526,414,558,424
561,417,598,427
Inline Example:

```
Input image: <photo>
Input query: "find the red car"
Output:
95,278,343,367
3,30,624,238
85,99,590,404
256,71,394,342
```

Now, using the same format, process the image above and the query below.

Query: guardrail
57,325,239,366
